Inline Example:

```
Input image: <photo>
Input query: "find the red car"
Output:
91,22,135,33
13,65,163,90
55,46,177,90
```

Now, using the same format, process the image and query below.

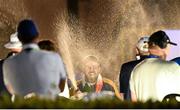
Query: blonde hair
80,55,101,71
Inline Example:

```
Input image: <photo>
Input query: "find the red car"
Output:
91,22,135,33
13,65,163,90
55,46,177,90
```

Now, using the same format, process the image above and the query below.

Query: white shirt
3,43,67,98
130,58,180,102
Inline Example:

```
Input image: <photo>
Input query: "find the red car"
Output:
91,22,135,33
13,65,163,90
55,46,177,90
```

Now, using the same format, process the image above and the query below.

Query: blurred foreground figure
72,55,121,100
130,30,180,102
119,36,149,100
0,32,22,96
3,19,67,99
38,39,70,98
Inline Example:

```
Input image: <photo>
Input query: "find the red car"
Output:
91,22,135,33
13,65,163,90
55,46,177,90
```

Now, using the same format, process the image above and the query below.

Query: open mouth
88,72,96,76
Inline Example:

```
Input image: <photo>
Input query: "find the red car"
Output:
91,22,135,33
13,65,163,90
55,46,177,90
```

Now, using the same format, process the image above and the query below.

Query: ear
135,47,140,55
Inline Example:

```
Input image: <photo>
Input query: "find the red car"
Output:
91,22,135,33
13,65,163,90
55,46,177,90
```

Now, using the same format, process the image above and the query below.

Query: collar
82,75,95,87
22,43,40,51
139,55,149,60
81,74,103,93
82,74,102,87
146,54,160,58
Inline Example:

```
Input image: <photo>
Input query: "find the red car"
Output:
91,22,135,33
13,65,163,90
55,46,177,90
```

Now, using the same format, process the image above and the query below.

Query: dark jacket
119,56,148,100
0,59,9,96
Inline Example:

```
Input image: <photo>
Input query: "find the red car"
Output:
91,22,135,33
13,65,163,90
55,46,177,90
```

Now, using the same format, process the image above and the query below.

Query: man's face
83,60,101,83
10,48,22,53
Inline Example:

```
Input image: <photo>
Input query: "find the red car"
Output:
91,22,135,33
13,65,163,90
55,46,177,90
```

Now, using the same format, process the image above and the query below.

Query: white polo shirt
3,43,67,98
130,58,180,102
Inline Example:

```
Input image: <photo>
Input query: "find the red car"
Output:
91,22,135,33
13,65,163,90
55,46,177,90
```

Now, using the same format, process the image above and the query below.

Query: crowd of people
0,19,180,102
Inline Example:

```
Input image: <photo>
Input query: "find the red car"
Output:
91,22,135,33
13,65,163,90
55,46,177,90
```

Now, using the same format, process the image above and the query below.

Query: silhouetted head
148,30,177,59
38,40,57,52
17,19,39,44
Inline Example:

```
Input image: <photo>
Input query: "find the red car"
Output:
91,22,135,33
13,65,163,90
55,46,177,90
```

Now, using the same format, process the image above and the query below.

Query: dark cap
17,19,39,44
149,30,177,48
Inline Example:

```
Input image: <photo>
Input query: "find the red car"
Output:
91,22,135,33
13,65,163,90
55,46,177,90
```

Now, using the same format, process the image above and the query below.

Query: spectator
130,30,180,102
0,32,22,96
119,36,149,100
3,19,67,99
4,32,22,57
135,36,149,60
38,40,58,52
38,39,70,98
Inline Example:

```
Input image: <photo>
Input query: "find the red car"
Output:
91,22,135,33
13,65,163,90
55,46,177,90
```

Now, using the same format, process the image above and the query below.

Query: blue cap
17,19,39,38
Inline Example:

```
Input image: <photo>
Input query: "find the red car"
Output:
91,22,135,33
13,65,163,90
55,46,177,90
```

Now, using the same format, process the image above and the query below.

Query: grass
0,94,180,109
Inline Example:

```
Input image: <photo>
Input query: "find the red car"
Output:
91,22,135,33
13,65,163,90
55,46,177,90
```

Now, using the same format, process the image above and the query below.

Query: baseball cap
136,36,149,52
4,32,22,49
149,30,177,47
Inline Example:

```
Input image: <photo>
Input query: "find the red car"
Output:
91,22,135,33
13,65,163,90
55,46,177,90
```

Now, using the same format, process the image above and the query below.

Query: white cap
4,32,22,49
136,36,149,53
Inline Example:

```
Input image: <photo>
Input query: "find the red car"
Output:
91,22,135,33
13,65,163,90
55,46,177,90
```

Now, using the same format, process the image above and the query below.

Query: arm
59,79,66,92
58,55,67,92
119,64,128,99
131,91,137,102
3,60,14,95
4,84,14,95
129,70,137,102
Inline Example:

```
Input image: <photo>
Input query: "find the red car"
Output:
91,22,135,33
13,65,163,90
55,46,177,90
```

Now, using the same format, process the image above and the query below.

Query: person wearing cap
135,36,149,60
0,32,22,96
130,30,180,102
3,19,67,99
119,36,150,100
4,32,22,57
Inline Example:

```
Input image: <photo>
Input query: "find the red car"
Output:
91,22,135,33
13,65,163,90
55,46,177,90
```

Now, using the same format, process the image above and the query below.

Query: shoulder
3,58,12,69
121,59,142,67
103,78,116,88
103,77,122,99
166,60,180,69
171,57,180,65
3,55,15,64
103,78,120,90
0,59,4,63
158,59,179,67
171,57,180,61
129,59,148,78
120,60,142,78
36,50,59,56
126,59,146,71
37,50,62,60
